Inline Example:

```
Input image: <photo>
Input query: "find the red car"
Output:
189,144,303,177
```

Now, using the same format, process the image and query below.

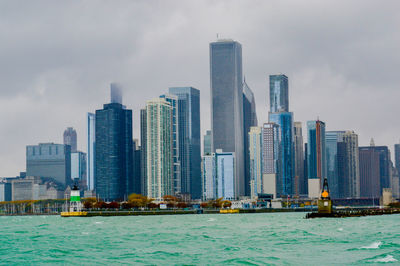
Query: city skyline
1,1,400,176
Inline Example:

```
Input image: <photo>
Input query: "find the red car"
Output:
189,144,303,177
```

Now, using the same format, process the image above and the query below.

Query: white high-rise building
146,98,174,199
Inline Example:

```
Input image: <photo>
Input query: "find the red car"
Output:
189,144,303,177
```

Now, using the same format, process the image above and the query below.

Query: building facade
202,154,216,200
210,39,245,198
86,112,96,191
359,148,381,198
243,80,258,196
342,131,360,198
169,87,201,199
71,151,87,188
306,120,326,198
95,100,133,201
140,109,147,195
269,112,294,197
26,143,71,186
215,150,236,200
261,123,280,199
160,94,181,195
203,130,212,155
269,74,289,113
325,131,345,198
293,122,305,196
249,127,262,199
63,127,77,153
146,98,174,199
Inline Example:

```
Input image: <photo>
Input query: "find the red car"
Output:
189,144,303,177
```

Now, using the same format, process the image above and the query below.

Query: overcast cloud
1,0,400,176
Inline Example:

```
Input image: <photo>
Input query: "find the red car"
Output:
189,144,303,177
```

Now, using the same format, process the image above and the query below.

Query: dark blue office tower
95,85,133,201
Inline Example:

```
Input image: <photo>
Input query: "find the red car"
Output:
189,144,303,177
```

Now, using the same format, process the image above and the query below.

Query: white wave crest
207,218,216,222
374,255,397,263
338,227,343,231
361,241,382,249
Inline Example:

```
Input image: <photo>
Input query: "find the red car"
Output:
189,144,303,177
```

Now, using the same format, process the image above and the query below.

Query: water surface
1,213,399,265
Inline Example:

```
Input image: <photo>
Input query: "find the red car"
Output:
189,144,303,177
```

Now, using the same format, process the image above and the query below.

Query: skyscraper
342,131,360,198
307,120,326,198
95,87,133,201
86,113,95,191
210,39,244,198
169,87,201,199
394,143,400,171
26,143,71,186
243,79,258,196
262,122,280,198
249,126,262,199
359,145,391,194
160,94,181,195
203,130,212,155
325,131,345,198
269,74,289,113
293,122,305,196
269,112,294,197
146,98,174,199
63,127,77,153
359,148,381,198
140,109,147,195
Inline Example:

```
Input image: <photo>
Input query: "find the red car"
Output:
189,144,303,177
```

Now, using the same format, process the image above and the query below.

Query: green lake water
0,213,399,265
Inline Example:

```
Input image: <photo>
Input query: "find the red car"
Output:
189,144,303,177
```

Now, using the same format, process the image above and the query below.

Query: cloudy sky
1,0,400,176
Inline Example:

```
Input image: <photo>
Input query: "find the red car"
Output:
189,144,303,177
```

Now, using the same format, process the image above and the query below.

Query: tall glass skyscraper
210,39,244,198
169,87,201,199
269,112,294,197
307,120,326,198
243,79,258,196
269,75,289,113
215,150,235,200
86,113,96,191
145,98,174,199
95,90,133,201
325,131,345,198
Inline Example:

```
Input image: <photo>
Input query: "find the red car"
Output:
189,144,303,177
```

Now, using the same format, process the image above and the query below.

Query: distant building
243,79,258,196
146,98,174,199
261,123,279,199
26,143,71,186
71,151,87,188
249,127,262,199
203,130,212,155
95,86,133,201
140,109,147,195
215,150,236,200
11,177,36,201
293,122,305,196
359,145,391,193
269,112,294,197
307,120,326,198
169,87,201,199
160,94,181,195
202,154,216,200
342,131,360,198
210,39,245,198
0,182,11,202
63,127,77,153
269,74,289,113
394,143,400,171
132,139,141,195
325,131,345,198
359,148,380,197
86,112,96,191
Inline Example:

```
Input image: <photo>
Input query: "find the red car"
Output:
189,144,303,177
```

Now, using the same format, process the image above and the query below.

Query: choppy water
0,213,399,265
